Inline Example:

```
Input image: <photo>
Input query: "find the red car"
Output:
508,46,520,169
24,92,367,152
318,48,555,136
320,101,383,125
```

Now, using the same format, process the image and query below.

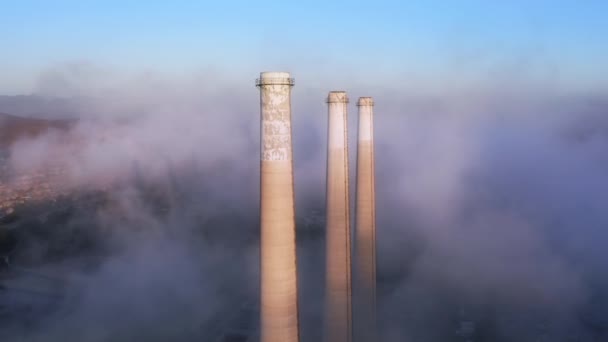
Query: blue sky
1,0,606,94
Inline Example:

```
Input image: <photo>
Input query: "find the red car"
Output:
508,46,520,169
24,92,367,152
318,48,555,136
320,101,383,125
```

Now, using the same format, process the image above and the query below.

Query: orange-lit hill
0,112,73,148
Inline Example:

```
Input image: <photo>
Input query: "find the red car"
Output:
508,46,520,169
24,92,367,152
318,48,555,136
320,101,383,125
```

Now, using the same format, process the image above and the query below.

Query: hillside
0,112,73,148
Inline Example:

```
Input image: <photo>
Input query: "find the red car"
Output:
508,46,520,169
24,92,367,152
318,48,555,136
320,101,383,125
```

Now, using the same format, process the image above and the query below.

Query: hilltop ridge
0,112,73,148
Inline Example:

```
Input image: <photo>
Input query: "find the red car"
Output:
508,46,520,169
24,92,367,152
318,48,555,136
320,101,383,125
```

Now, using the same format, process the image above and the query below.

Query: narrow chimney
324,91,352,342
256,72,300,342
354,97,376,342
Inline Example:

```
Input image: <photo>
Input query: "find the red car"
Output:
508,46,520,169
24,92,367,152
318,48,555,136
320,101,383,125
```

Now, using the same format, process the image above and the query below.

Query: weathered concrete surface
324,91,352,342
354,97,376,342
257,72,300,342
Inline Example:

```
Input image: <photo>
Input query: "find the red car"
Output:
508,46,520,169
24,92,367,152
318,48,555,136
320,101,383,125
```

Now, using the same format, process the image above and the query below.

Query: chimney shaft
354,97,376,342
324,91,353,342
257,72,300,342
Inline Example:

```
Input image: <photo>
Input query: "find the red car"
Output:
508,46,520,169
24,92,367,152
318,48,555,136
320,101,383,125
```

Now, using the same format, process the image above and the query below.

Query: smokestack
354,97,376,342
256,72,300,342
324,91,352,342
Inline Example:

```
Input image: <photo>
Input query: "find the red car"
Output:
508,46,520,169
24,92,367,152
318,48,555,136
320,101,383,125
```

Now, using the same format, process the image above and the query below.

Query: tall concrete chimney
354,97,376,342
324,91,352,342
256,72,300,342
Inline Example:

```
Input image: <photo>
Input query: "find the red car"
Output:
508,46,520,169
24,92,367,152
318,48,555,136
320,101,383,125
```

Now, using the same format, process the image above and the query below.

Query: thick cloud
1,64,607,341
